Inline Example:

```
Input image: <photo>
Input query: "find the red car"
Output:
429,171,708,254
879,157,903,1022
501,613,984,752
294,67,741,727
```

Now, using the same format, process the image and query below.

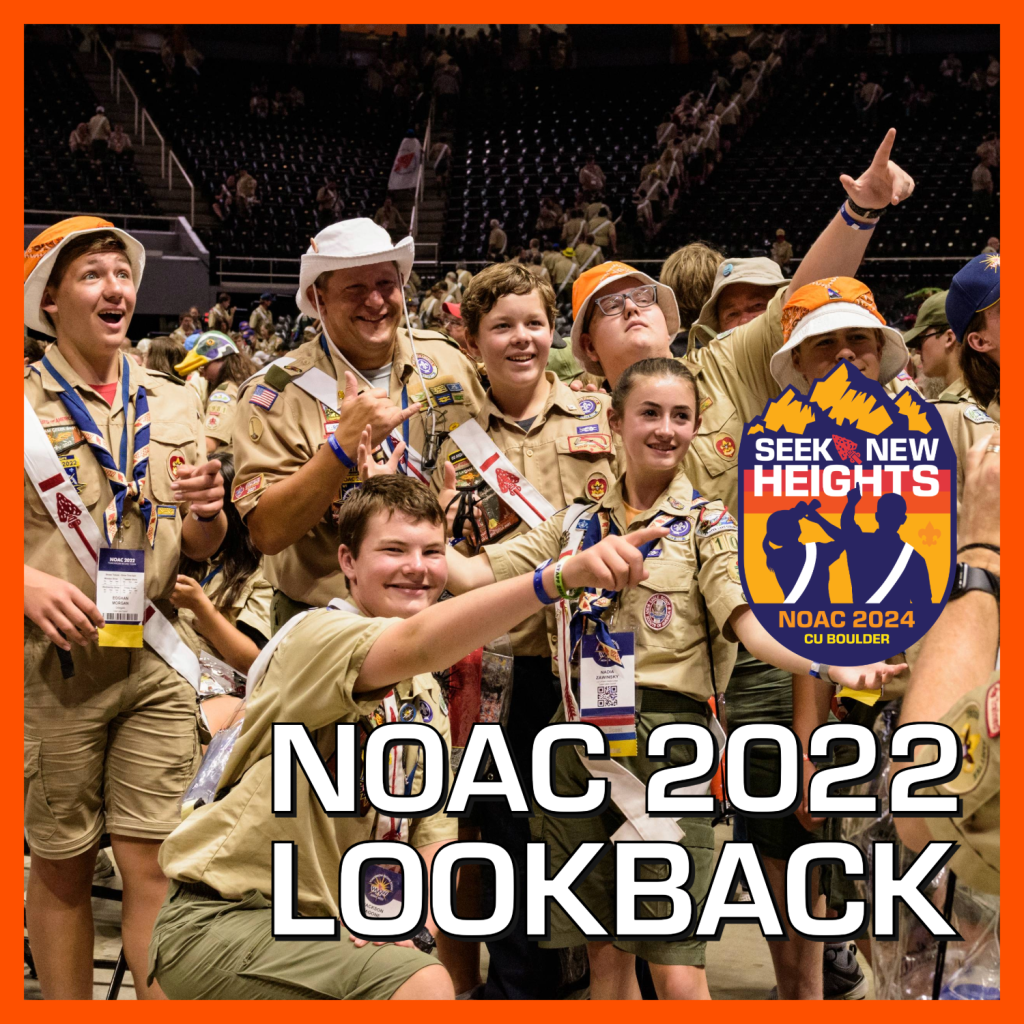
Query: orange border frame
14,8,1013,1013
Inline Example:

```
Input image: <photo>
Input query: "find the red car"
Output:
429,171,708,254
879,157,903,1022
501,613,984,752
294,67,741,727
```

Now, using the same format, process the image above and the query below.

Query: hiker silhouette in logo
763,493,856,605
841,485,933,605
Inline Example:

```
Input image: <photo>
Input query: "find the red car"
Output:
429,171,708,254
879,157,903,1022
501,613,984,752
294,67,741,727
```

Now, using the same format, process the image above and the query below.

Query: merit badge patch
568,433,611,454
716,435,737,459
249,384,278,410
577,423,601,434
576,398,599,420
586,474,608,501
739,361,956,665
232,475,263,502
416,355,438,379
167,451,186,479
644,594,673,630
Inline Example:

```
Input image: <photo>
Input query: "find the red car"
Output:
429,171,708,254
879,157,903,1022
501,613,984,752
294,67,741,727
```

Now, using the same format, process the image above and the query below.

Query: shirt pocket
687,400,740,486
147,423,200,504
630,557,696,651
25,443,103,521
553,437,617,502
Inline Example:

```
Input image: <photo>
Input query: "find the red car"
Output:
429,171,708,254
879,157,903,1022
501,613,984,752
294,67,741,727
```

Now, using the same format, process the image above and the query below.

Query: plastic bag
181,699,247,819
841,700,1000,1000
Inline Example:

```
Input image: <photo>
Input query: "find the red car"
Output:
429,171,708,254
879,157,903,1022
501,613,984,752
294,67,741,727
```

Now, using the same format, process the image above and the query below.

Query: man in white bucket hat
232,218,486,630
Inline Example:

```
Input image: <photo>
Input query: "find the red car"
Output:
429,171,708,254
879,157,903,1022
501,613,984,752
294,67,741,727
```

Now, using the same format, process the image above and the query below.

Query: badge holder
580,632,637,757
96,538,145,649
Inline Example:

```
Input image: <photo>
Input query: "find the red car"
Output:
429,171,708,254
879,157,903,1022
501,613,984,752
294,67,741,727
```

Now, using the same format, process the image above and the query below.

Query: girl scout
445,358,902,999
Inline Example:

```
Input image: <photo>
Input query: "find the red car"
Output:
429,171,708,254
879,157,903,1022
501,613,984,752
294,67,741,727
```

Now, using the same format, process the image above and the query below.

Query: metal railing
409,100,434,239
25,209,179,229
216,256,301,287
92,39,195,229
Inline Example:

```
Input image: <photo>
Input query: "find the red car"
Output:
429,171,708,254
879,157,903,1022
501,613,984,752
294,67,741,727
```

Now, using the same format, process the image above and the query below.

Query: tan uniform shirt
158,608,456,917
588,216,615,249
484,468,745,699
431,374,619,656
770,240,793,267
919,675,1000,894
550,253,577,288
204,378,239,450
932,378,997,515
574,242,602,270
177,559,274,659
248,304,273,335
25,347,208,605
488,227,508,255
208,304,232,334
681,286,788,513
562,217,586,246
232,330,487,606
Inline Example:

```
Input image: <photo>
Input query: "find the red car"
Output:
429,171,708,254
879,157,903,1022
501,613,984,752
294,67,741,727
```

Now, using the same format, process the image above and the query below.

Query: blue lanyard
199,564,224,588
40,354,153,545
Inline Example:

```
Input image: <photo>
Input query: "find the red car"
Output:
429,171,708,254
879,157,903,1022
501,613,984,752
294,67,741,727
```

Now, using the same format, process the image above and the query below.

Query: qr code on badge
597,684,618,708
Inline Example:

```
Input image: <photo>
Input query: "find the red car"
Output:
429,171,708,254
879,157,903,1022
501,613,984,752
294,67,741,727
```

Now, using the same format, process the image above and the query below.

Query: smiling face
792,326,885,386
41,248,135,357
339,510,447,619
468,290,553,392
716,282,777,333
309,262,402,371
609,374,701,477
580,276,672,387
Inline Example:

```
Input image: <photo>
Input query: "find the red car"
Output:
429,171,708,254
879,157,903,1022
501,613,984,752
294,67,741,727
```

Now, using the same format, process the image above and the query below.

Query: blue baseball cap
946,253,1000,342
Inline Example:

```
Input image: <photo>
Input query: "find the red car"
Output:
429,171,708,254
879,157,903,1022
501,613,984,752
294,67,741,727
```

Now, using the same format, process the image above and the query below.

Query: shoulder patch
264,365,294,391
209,390,233,404
964,404,994,425
249,384,278,410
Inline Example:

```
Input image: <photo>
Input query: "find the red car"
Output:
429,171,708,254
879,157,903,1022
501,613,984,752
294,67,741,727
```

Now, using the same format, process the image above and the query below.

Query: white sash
23,396,202,691
866,542,914,604
783,542,817,604
449,420,557,529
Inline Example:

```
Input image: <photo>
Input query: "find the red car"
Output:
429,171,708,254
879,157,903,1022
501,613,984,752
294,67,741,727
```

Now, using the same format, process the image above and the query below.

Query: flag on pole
388,135,422,191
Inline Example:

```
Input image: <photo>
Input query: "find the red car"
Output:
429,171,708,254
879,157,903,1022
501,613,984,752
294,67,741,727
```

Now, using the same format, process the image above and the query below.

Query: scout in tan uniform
172,329,255,455
430,262,617,998
151,475,661,999
248,290,275,335
902,290,963,400
207,291,235,334
895,427,1000,895
445,360,902,1000
23,217,227,999
946,252,1000,427
230,219,486,631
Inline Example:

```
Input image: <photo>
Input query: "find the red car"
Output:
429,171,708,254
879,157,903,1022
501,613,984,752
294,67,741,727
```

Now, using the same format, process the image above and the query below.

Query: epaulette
264,364,295,391
147,369,186,386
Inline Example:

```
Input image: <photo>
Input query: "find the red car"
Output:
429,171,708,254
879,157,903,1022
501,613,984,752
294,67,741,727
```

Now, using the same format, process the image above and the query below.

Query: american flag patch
250,385,278,410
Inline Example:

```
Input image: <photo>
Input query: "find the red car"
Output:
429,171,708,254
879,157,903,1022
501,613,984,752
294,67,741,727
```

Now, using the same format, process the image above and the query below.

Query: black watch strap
411,926,437,955
845,197,888,219
949,562,999,601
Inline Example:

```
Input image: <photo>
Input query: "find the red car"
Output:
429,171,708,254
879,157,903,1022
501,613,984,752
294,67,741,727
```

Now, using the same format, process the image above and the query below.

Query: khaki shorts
532,692,715,967
24,622,200,859
150,882,439,999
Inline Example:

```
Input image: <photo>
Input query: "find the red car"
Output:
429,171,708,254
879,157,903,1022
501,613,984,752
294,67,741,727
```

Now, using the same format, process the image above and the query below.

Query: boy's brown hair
460,262,556,338
337,476,446,556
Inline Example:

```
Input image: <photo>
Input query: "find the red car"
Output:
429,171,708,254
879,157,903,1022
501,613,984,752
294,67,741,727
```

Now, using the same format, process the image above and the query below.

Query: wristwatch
845,197,888,220
411,926,437,955
949,562,999,602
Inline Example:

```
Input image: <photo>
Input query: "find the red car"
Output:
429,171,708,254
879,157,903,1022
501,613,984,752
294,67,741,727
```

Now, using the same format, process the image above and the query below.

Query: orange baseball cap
24,216,146,337
570,261,680,374
772,277,908,392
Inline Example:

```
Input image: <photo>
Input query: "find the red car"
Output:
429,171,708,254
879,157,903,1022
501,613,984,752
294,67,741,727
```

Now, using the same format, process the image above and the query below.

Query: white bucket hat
570,261,680,375
295,218,414,319
24,216,146,337
770,278,909,393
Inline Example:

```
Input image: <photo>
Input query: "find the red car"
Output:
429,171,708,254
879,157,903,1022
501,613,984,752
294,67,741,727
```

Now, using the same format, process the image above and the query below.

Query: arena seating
656,53,1000,261
442,68,696,260
110,52,409,257
25,43,161,217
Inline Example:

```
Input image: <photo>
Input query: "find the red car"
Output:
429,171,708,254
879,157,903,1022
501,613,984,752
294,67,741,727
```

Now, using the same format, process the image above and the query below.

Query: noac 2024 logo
738,362,956,665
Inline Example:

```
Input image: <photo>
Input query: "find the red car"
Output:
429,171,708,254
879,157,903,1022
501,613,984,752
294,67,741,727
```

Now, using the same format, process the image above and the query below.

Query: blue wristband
327,432,357,469
533,560,557,605
809,661,822,679
838,202,877,230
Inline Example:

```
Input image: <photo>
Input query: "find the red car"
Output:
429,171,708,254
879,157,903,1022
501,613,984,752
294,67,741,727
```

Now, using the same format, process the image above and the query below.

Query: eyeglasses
908,328,946,348
593,284,659,317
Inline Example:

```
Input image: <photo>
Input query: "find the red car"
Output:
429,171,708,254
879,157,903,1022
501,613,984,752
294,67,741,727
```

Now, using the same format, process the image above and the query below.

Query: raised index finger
870,127,897,169
623,525,670,548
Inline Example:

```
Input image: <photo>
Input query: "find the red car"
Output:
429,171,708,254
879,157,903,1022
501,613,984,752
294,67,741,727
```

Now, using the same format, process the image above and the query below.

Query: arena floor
24,824,875,1000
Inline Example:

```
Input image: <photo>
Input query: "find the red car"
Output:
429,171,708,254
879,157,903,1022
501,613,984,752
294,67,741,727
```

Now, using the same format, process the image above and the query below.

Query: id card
364,863,403,919
580,632,637,757
96,548,145,648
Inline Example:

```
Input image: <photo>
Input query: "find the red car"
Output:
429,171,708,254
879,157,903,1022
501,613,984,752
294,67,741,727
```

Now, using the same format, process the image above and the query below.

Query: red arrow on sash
55,491,98,561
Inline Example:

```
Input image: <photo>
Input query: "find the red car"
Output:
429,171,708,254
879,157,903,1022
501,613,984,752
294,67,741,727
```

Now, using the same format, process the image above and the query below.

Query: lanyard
569,512,682,657
40,355,154,547
199,564,224,588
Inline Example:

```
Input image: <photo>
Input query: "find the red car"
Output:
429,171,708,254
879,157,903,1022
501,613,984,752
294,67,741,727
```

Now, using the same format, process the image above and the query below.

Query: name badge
364,863,404,919
96,548,145,648
580,632,637,757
